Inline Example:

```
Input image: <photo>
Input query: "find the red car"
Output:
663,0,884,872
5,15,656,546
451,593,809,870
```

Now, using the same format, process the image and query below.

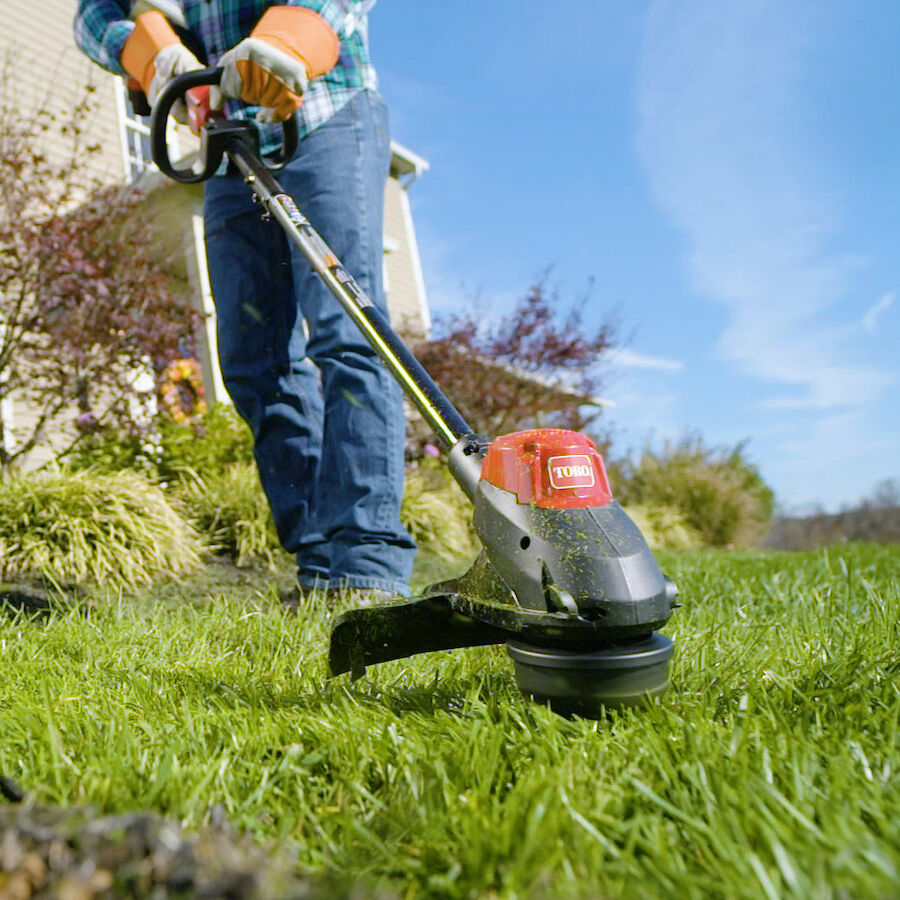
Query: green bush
64,428,162,479
616,435,775,548
0,470,201,589
68,403,254,483
173,463,284,569
623,503,703,550
401,460,479,562
155,403,254,482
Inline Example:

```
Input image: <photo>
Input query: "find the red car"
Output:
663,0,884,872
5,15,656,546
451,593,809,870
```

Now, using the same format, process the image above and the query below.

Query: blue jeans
203,90,416,595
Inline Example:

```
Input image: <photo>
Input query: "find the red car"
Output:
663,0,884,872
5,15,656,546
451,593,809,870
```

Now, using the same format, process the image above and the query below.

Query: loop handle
150,68,299,183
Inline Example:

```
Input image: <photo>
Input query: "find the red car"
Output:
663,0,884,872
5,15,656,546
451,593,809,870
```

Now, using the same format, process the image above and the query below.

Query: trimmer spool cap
508,632,674,716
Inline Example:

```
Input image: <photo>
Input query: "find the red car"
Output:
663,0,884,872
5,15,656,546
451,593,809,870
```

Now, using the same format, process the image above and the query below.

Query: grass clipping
0,470,201,589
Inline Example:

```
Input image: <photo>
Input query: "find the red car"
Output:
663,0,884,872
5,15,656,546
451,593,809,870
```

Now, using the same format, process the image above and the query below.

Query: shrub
64,428,163,479
67,403,254,483
155,404,255,482
401,460,479,562
622,503,703,551
0,470,201,589
0,76,201,473
405,282,615,458
173,463,284,569
616,435,775,548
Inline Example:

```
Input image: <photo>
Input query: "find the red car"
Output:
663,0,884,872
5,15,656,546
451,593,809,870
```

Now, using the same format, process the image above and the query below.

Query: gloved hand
209,6,339,123
120,11,202,122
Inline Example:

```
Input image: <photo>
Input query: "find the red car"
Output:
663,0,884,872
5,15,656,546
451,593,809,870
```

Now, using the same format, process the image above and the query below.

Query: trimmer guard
328,592,509,680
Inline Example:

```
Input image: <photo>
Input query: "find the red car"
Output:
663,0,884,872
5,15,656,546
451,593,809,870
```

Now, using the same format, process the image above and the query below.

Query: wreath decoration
159,357,207,424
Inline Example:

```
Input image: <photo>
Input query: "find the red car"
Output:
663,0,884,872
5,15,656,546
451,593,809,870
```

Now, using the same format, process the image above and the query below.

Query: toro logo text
547,454,596,490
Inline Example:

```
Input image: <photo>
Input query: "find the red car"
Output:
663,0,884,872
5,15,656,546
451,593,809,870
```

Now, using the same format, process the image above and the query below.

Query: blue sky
370,1,899,512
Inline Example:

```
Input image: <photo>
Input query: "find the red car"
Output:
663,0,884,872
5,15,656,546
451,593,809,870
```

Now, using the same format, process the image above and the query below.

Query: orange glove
209,6,340,123
120,11,202,120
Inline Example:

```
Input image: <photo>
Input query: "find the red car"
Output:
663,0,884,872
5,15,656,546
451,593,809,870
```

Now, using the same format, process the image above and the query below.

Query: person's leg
202,177,330,587
277,90,416,595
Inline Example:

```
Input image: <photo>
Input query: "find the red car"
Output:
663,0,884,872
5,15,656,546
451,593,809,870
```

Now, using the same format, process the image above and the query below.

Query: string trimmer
151,70,678,717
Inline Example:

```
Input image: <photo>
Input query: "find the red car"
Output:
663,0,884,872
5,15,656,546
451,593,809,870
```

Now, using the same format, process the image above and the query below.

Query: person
74,0,416,602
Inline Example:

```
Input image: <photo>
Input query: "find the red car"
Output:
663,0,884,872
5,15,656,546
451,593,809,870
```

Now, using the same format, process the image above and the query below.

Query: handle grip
150,68,299,183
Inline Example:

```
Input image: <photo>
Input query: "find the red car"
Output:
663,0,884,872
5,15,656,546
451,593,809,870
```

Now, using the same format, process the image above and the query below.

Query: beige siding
3,0,125,183
383,178,427,335
7,397,75,470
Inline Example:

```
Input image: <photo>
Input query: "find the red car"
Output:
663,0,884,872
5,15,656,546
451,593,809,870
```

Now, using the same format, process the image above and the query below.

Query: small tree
0,75,201,474
864,478,900,510
407,282,615,455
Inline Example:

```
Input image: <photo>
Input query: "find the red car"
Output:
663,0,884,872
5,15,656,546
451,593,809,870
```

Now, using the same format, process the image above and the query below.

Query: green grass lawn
1,543,898,898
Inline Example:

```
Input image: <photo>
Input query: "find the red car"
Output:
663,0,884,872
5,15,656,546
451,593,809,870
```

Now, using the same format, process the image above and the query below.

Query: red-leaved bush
0,76,200,472
406,282,615,457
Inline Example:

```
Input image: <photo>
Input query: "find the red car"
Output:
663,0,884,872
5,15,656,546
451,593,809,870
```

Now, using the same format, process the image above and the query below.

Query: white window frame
114,84,181,183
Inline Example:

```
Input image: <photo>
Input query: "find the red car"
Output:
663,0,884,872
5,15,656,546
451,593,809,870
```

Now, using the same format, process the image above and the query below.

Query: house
2,0,431,462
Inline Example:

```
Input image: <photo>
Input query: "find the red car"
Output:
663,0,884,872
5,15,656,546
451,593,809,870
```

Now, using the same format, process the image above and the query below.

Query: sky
369,0,899,513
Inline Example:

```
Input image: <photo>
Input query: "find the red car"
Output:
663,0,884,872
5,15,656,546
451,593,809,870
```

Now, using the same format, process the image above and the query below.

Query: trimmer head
330,429,678,717
329,568,675,714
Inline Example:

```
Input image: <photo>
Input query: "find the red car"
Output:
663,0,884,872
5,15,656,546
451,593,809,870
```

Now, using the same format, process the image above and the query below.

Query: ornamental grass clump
617,435,775,547
173,463,284,568
401,460,479,562
623,503,703,551
0,470,201,589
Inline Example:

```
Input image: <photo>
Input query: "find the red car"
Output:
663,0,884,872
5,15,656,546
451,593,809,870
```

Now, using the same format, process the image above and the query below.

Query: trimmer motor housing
452,429,675,633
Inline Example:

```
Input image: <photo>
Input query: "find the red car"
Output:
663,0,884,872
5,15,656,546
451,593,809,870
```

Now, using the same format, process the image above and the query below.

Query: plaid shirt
74,1,378,153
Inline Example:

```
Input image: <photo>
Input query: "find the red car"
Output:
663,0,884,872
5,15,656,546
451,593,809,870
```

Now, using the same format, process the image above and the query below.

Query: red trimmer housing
481,429,612,509
447,428,675,628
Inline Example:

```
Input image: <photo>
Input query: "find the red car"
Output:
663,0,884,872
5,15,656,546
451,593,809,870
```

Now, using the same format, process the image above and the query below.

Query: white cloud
605,347,683,372
862,292,895,333
636,0,893,412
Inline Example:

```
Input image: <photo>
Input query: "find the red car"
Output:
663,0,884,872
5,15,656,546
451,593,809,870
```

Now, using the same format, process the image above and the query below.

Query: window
116,84,154,182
